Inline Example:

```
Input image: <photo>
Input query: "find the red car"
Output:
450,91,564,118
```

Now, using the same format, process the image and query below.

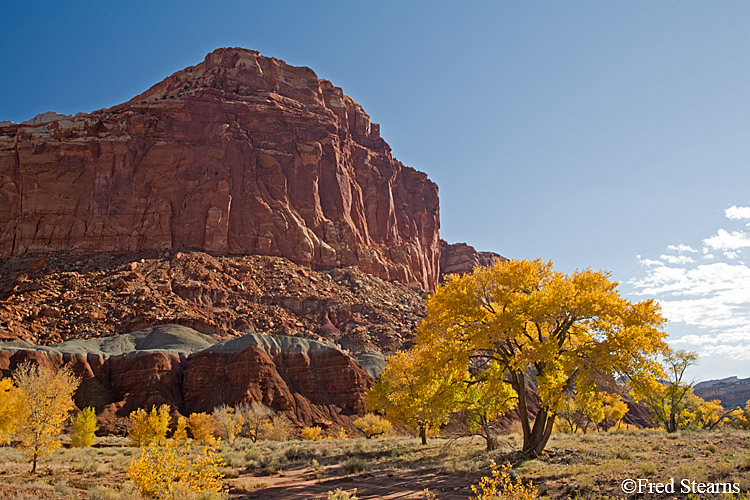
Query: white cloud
725,205,750,220
703,229,750,250
638,257,663,267
667,244,697,253
660,254,694,265
629,204,750,377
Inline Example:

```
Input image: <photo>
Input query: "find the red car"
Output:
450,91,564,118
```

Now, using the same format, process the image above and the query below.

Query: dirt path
229,467,473,499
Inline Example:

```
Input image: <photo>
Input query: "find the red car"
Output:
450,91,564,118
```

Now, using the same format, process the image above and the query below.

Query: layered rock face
439,240,506,281
694,376,750,409
0,325,372,432
0,48,440,289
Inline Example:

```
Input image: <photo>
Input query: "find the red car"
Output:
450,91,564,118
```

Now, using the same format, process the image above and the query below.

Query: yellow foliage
353,413,392,439
129,404,171,447
172,416,189,442
729,400,750,430
411,259,667,455
368,348,459,445
327,488,358,500
13,362,80,473
127,438,225,498
71,407,98,448
470,461,537,500
335,426,348,439
301,425,323,440
0,377,24,445
259,414,294,441
188,413,217,445
425,461,537,500
212,405,243,444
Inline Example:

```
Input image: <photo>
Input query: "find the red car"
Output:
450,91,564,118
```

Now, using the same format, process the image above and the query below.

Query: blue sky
2,1,750,381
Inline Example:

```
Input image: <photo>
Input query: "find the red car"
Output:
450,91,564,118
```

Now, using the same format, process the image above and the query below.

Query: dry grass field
0,430,749,499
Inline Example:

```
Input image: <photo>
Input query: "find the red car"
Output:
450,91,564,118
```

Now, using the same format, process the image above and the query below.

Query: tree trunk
485,435,497,451
31,452,37,474
511,372,532,450
521,406,556,457
667,412,677,433
419,424,427,445
481,416,496,451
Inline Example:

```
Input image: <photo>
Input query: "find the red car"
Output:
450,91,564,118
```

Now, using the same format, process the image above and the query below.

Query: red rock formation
0,48,440,289
0,326,373,433
439,240,507,282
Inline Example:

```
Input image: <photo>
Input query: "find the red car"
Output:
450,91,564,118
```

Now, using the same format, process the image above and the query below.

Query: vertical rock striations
0,48,440,288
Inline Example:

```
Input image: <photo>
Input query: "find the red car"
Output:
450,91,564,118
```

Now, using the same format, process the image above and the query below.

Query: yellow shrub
129,405,171,447
353,413,391,439
188,412,217,445
301,426,323,441
470,461,537,500
425,461,537,500
71,407,98,448
335,426,348,440
259,414,293,441
127,438,225,498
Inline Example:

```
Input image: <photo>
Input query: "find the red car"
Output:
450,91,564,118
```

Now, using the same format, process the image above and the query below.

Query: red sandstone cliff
439,240,506,282
0,48,440,289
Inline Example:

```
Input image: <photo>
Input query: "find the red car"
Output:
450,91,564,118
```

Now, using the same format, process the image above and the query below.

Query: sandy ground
229,466,473,499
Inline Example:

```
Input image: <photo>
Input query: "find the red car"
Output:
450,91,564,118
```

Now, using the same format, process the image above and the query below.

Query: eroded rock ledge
0,325,376,433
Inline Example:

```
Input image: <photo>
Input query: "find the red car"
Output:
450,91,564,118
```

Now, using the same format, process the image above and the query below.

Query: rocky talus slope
0,251,426,354
0,47,440,289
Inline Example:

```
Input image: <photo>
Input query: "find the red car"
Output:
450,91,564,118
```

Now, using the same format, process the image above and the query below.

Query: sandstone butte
0,47,442,289
0,48,517,431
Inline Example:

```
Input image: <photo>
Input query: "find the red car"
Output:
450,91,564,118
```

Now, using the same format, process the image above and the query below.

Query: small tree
13,362,80,473
368,348,459,445
600,393,629,430
461,366,517,450
646,350,698,433
129,404,171,446
212,405,243,444
236,401,274,442
353,413,392,439
188,413,217,445
0,378,25,445
173,416,189,442
71,407,98,448
259,414,294,441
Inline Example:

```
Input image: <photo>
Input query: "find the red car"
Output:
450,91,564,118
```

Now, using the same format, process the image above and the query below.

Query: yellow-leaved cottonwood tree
377,259,668,456
0,378,25,444
368,348,460,445
71,406,98,447
13,362,80,473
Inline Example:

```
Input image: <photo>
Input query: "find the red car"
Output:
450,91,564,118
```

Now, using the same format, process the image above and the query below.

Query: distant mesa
694,376,750,409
